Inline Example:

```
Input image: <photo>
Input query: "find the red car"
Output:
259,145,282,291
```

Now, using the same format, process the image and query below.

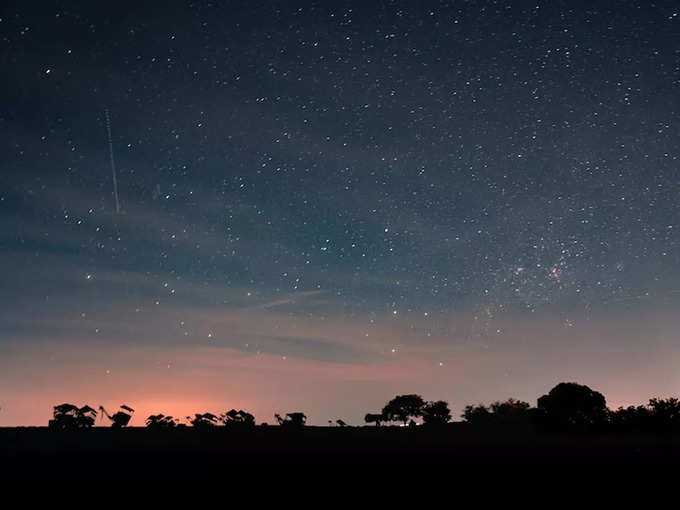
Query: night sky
1,1,679,426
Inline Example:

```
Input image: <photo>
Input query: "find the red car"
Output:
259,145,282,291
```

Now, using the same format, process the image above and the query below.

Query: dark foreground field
3,424,680,485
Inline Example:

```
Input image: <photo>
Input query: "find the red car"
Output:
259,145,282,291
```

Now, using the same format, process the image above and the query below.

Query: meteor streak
105,108,121,214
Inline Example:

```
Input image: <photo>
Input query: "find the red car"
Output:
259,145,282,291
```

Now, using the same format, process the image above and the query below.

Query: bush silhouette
146,414,179,430
463,399,532,424
188,412,219,429
275,412,307,429
462,404,492,424
491,398,532,425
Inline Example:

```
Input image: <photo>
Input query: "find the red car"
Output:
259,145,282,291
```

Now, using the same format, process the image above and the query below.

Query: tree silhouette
609,405,651,434
275,412,307,429
146,414,179,430
42,383,680,438
422,400,451,425
537,382,608,431
48,403,97,430
364,413,384,426
188,412,219,429
382,394,426,425
463,398,533,427
220,409,256,429
490,398,531,424
647,397,680,433
462,404,492,424
609,398,680,434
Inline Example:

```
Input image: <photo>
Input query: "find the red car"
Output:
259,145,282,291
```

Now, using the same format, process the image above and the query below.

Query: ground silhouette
6,381,680,480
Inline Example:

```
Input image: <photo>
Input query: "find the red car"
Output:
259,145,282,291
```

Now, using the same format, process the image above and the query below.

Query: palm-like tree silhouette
49,403,97,430
99,405,134,428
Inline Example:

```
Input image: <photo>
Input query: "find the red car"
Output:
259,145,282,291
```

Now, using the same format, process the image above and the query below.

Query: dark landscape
2,1,680,491
4,383,680,483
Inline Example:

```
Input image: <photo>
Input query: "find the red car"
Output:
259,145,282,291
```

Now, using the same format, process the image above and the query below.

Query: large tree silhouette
537,382,608,431
382,394,426,425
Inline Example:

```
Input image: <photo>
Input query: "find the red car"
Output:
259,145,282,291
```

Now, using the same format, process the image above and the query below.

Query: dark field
4,425,680,481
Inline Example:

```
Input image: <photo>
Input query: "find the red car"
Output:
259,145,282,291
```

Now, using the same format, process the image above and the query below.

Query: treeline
47,382,680,434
